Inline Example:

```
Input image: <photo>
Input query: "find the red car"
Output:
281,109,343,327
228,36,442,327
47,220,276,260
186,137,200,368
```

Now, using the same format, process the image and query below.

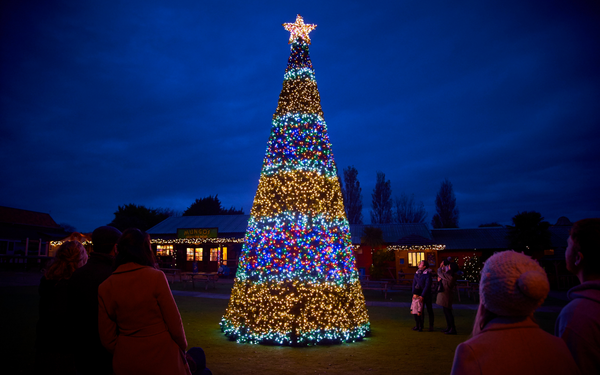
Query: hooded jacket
555,280,600,374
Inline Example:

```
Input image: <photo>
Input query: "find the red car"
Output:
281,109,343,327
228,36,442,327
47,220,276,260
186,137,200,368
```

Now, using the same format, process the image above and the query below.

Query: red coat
98,263,190,375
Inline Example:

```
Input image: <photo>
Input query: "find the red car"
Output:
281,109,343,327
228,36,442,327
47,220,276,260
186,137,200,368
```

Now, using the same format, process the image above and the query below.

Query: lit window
210,248,220,262
408,252,425,267
157,244,173,256
221,247,227,265
186,248,194,261
195,248,203,261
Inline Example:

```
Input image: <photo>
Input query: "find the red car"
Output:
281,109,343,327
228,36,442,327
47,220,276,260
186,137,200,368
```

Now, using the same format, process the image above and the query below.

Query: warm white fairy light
386,244,446,251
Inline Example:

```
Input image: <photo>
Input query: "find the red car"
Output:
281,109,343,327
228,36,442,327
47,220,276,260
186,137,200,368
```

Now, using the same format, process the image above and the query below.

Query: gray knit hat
480,250,549,316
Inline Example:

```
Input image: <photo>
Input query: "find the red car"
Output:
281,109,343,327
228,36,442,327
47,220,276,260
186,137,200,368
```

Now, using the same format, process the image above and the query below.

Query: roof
431,227,509,250
393,234,438,246
349,223,431,244
0,206,61,228
147,215,250,236
0,224,67,241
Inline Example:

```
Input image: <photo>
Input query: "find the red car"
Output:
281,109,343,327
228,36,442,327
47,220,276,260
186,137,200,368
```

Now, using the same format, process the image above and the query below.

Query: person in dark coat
68,226,121,375
436,259,458,334
35,240,88,375
411,260,433,332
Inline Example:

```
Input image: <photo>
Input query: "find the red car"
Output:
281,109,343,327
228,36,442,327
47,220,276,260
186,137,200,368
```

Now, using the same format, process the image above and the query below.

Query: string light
151,238,245,244
221,16,369,345
386,244,446,251
50,240,92,246
460,253,483,282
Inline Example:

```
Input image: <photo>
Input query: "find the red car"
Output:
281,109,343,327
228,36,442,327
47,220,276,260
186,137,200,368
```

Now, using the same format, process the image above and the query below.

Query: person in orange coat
98,228,191,375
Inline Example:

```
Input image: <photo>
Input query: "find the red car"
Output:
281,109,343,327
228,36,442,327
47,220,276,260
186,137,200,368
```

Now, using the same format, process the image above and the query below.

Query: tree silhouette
507,211,551,258
109,204,174,232
394,192,427,223
370,171,393,224
341,166,363,224
431,178,459,228
183,195,244,216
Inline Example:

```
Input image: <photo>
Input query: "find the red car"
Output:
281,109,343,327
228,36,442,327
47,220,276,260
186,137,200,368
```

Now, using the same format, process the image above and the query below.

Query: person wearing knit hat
479,250,550,317
450,250,579,375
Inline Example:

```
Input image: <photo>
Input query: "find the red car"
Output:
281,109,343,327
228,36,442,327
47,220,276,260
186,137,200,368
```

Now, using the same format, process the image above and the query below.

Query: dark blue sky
2,0,599,233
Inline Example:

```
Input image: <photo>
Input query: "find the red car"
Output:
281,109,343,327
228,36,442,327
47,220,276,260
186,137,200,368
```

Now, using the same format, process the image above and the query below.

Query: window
408,252,425,267
221,247,227,265
210,248,220,262
195,248,203,261
157,244,173,256
186,248,194,261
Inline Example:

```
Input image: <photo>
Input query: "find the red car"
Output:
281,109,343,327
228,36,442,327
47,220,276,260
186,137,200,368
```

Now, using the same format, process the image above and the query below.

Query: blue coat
412,269,432,299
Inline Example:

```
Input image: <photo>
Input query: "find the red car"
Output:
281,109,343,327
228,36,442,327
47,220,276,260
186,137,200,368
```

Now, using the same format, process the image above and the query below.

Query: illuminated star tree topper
283,14,317,44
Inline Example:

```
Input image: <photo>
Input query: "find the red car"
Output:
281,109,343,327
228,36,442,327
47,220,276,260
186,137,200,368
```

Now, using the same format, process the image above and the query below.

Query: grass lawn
1,280,563,375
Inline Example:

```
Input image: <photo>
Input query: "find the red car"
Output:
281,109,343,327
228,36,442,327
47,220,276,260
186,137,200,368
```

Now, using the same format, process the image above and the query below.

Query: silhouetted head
568,218,600,275
92,226,122,254
115,228,156,268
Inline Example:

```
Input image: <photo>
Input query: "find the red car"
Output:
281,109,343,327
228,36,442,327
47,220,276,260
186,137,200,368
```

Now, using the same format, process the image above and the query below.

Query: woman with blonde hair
35,240,88,374
450,250,579,375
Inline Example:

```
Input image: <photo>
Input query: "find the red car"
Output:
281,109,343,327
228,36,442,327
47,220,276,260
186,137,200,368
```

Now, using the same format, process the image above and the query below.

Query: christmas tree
220,15,370,345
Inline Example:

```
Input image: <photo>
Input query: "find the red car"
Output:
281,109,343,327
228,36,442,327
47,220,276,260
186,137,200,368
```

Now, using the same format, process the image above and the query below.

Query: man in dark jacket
68,226,121,375
412,260,434,331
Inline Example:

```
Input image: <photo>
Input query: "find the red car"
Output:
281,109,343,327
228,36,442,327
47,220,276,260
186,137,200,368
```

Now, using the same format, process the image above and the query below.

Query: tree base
221,278,370,345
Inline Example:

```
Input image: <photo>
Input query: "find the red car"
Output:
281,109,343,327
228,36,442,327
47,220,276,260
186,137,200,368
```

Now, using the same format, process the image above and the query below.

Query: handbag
437,281,444,293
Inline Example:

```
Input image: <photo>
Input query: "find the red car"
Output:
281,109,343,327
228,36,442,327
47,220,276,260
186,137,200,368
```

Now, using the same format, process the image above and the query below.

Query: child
411,294,424,332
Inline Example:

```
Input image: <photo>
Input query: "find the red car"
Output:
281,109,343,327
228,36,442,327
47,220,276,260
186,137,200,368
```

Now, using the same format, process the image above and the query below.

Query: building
147,215,248,272
0,206,68,269
350,219,574,287
350,223,439,278
146,214,574,288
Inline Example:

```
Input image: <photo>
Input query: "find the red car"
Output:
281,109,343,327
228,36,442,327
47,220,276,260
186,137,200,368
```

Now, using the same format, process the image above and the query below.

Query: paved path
171,290,564,313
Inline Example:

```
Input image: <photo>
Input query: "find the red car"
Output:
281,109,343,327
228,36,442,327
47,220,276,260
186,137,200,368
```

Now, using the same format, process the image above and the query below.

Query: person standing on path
68,226,121,375
555,218,600,374
411,260,434,331
437,259,458,334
